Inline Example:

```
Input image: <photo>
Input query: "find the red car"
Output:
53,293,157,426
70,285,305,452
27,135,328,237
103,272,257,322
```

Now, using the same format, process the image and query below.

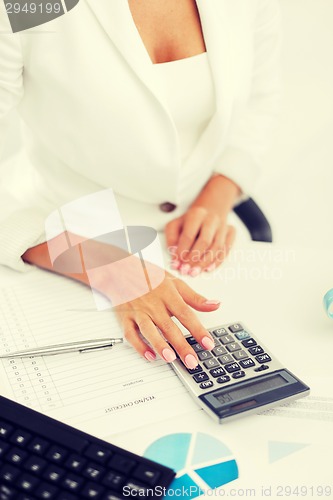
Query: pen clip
79,344,115,354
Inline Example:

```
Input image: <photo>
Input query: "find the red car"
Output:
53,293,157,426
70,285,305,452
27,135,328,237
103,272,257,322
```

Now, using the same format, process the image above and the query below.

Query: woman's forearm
191,174,241,216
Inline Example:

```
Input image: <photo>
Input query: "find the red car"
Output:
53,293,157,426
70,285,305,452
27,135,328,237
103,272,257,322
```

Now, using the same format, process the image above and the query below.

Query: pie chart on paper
144,432,238,499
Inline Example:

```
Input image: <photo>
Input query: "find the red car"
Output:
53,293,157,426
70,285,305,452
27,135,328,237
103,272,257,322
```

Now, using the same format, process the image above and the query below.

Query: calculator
171,322,310,423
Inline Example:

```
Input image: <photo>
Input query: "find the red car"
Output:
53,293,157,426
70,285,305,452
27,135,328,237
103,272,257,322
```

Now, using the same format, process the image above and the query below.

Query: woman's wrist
191,174,241,217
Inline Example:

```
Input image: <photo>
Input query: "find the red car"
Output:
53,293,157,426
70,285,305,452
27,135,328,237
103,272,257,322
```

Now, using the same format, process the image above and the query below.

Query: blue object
323,289,333,318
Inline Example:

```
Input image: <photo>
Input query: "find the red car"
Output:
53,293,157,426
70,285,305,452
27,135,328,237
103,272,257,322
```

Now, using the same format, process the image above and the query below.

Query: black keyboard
0,396,175,499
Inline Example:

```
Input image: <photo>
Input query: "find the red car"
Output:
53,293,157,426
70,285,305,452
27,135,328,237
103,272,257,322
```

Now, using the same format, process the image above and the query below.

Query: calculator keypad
184,323,273,390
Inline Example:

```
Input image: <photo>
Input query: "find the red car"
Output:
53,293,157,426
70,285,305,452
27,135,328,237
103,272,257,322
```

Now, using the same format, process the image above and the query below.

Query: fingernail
201,336,215,351
185,353,198,369
189,266,201,277
162,348,177,362
171,260,181,270
204,263,216,272
144,351,156,362
180,264,190,275
204,300,220,306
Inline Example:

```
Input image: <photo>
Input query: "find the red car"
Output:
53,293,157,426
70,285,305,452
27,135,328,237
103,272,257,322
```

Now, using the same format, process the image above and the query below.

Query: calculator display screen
214,374,288,404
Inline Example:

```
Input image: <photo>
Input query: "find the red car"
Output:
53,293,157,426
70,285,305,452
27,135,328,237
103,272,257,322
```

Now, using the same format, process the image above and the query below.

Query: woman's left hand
165,206,235,276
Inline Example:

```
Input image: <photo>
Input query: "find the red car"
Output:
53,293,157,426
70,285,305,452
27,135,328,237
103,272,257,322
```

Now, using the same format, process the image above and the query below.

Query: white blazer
0,0,281,270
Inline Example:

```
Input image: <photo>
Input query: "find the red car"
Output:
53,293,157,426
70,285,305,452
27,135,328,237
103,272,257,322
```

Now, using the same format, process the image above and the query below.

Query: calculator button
248,345,264,355
187,365,203,374
186,336,197,345
220,335,234,345
198,351,213,361
242,338,257,348
209,367,226,378
218,354,234,364
199,380,214,390
203,358,220,369
193,373,209,383
239,358,255,369
212,346,227,357
192,343,204,353
232,350,248,361
226,342,241,352
234,330,251,341
224,362,241,373
254,364,270,372
255,353,272,363
228,323,244,333
232,371,246,379
216,375,230,384
211,328,228,337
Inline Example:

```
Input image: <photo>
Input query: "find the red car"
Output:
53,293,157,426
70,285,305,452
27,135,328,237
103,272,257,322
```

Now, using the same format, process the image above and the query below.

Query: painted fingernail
144,351,156,362
204,263,216,272
201,336,215,351
204,300,220,306
185,354,198,369
180,264,190,275
171,260,181,270
189,266,201,277
162,348,177,362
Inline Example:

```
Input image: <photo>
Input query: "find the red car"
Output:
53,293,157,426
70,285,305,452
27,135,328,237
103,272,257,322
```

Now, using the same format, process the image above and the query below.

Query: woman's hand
165,174,240,275
114,270,220,368
165,207,235,275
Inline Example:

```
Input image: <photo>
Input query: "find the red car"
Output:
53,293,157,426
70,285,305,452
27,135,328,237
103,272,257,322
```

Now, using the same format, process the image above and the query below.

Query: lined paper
0,271,198,437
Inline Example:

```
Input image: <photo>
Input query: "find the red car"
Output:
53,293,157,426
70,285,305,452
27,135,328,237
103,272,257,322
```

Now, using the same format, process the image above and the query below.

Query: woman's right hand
110,270,220,369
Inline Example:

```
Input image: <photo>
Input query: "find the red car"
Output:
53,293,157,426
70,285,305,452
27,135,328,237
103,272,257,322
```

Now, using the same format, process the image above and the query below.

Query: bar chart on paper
144,432,239,498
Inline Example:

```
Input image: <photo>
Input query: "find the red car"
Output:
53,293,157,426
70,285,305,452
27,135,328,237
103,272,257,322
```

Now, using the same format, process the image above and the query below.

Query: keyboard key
35,483,59,499
84,444,112,464
198,350,212,361
249,345,264,355
65,453,87,472
62,473,84,492
203,358,220,369
228,323,244,333
240,358,255,369
102,471,125,490
0,420,14,439
28,437,50,456
0,463,21,483
81,482,105,498
193,372,209,383
225,362,241,373
0,439,10,458
242,338,257,348
232,371,246,379
209,367,226,378
1,484,17,499
220,335,234,345
123,480,148,496
43,464,65,483
17,473,39,492
133,464,161,486
83,463,105,481
10,429,32,448
24,455,47,475
109,454,136,474
46,445,68,464
217,375,230,384
255,353,272,363
6,446,28,466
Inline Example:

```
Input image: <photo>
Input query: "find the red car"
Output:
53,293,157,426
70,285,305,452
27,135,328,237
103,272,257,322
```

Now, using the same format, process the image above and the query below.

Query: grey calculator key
232,350,248,361
226,342,241,353
198,351,213,361
203,358,220,369
218,354,234,364
192,343,204,353
220,335,234,345
212,328,228,337
212,346,227,357
228,323,244,333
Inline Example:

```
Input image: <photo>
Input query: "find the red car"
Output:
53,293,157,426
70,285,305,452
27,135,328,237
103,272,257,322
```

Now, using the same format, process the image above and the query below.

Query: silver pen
0,337,124,358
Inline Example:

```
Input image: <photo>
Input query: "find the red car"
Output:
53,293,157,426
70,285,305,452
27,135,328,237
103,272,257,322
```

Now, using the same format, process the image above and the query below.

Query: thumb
176,279,221,311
